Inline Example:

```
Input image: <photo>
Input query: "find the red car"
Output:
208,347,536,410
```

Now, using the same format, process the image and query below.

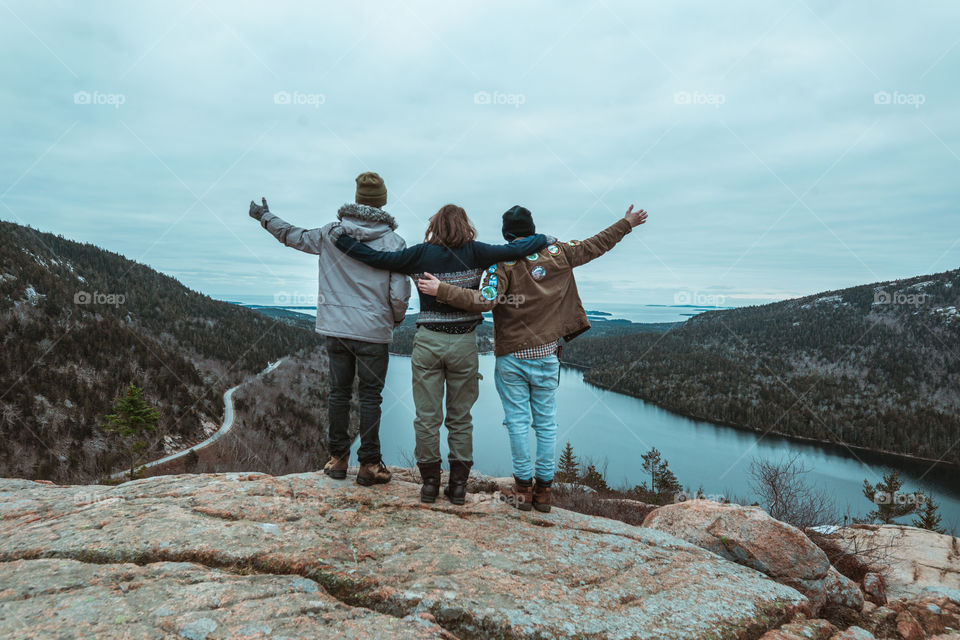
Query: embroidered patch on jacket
547,244,561,255
481,286,498,300
567,240,581,246
488,275,498,287
487,265,497,273
526,254,539,261
531,266,546,280
504,260,517,266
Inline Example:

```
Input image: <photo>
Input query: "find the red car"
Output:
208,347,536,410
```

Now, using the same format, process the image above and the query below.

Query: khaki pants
411,327,479,464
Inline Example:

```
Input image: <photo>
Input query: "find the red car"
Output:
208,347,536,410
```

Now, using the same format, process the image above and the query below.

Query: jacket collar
337,202,398,231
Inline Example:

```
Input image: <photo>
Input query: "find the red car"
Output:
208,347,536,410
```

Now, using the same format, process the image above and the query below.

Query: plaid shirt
513,339,560,360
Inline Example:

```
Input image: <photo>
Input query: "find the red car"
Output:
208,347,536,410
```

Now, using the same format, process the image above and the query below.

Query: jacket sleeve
259,212,326,255
435,266,511,313
471,234,552,266
387,237,412,324
564,218,633,268
334,234,424,274
389,272,411,324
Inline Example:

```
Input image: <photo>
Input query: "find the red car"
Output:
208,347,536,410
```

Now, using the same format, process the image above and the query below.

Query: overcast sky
2,1,958,308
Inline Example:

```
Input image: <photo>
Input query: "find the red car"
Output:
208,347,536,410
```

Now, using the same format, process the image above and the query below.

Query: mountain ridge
0,220,323,483
562,267,960,467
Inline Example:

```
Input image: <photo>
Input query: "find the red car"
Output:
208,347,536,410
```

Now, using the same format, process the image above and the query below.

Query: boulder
891,587,960,637
862,572,887,606
643,500,863,614
895,610,925,640
759,618,837,639
864,588,960,639
0,557,452,639
829,626,876,639
821,525,960,600
0,473,810,639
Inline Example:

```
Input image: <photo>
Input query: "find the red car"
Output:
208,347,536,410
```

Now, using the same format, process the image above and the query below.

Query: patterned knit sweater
335,233,551,329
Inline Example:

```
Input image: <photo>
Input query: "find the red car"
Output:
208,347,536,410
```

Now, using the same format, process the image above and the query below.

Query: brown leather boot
356,461,392,486
533,478,553,513
323,454,348,480
502,477,533,511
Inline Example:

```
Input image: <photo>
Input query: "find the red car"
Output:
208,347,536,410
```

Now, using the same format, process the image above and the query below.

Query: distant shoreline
573,372,960,472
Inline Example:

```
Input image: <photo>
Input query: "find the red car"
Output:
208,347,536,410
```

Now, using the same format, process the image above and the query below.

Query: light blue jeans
494,353,560,482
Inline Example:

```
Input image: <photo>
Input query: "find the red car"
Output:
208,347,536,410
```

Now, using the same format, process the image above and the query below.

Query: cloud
1,0,958,308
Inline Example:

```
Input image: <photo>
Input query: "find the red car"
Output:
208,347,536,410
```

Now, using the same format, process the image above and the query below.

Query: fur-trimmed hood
337,203,398,239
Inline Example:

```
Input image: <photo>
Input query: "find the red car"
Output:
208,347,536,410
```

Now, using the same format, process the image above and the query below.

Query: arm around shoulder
436,282,499,312
334,234,424,273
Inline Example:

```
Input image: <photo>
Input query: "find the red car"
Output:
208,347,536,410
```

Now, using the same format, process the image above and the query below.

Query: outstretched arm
471,234,553,266
249,198,325,255
334,233,426,274
565,205,647,268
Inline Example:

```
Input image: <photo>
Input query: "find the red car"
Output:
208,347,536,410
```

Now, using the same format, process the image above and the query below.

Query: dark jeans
325,337,390,464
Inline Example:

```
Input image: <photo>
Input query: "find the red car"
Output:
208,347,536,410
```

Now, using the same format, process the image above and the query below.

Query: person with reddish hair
417,204,648,513
334,204,551,505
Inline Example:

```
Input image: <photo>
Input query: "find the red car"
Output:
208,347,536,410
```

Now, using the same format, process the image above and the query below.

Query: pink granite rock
643,500,864,614
0,473,810,639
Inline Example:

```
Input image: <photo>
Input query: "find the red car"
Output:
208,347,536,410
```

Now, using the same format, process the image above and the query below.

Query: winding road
109,359,284,481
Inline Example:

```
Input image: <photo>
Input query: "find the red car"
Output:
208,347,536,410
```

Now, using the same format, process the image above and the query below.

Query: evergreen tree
641,448,663,493
581,464,609,492
101,383,161,480
640,447,682,503
656,467,682,503
860,471,918,523
556,442,579,482
911,493,946,533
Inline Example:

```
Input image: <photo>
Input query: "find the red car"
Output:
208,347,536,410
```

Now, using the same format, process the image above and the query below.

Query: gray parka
258,203,411,343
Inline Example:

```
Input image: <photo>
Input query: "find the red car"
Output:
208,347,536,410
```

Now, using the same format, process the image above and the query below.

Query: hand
417,272,441,297
249,197,269,220
328,223,345,242
624,204,648,227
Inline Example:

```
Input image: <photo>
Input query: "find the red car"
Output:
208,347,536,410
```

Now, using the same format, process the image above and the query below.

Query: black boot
444,460,472,505
418,461,442,504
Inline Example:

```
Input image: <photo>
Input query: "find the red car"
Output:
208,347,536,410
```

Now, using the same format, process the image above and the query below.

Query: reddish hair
424,204,477,249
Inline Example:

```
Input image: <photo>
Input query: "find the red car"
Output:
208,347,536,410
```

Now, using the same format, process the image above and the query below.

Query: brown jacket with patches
435,218,633,357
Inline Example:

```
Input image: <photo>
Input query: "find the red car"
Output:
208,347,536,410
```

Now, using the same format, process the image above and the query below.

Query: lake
353,354,960,530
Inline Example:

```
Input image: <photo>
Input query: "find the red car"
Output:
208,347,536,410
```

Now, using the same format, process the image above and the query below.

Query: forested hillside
562,269,960,466
0,221,323,482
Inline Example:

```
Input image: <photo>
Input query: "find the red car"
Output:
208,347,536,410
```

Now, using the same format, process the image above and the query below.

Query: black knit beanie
502,205,535,240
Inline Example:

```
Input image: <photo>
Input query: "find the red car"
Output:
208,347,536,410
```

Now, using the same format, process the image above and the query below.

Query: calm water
354,355,960,530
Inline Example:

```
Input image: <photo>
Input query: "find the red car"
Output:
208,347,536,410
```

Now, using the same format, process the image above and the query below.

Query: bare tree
749,454,838,531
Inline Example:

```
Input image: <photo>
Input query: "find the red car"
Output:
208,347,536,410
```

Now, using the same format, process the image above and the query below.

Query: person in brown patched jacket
417,204,648,513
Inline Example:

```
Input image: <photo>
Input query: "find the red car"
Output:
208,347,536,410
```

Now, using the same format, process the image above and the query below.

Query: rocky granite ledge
0,472,809,639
